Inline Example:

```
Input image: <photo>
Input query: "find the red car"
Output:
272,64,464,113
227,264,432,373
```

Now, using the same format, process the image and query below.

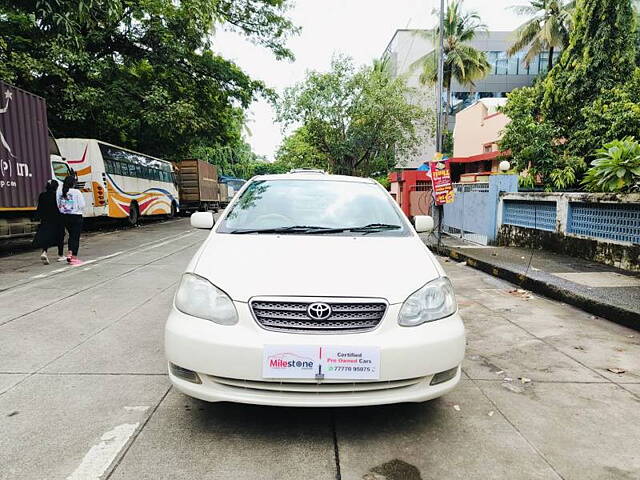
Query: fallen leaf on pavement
503,377,513,382
453,404,461,411
496,370,504,375
574,346,585,351
519,377,532,384
607,368,626,374
488,411,494,417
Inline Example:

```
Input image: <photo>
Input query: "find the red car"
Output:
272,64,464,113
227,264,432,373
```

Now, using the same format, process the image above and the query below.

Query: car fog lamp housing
169,363,202,384
398,277,457,326
174,273,238,325
430,366,459,385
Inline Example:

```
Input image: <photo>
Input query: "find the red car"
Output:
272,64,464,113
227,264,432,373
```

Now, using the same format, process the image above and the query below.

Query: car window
217,179,409,235
52,161,71,182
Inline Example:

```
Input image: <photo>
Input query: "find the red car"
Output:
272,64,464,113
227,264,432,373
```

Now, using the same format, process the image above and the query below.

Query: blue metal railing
568,203,640,244
503,201,557,232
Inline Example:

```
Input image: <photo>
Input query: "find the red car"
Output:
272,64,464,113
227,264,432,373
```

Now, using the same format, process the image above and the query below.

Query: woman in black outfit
33,179,65,265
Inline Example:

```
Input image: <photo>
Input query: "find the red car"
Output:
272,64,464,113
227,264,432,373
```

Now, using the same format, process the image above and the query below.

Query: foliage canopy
0,0,298,160
500,0,638,191
276,56,433,177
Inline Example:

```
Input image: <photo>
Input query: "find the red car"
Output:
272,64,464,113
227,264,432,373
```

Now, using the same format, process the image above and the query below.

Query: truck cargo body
0,81,74,240
0,81,50,209
176,159,221,212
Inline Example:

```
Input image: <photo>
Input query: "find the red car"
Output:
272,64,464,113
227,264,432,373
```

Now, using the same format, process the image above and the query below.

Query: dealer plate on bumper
263,345,380,380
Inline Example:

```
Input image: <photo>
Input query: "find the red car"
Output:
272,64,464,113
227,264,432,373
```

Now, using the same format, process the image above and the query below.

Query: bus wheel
168,202,177,218
128,202,139,226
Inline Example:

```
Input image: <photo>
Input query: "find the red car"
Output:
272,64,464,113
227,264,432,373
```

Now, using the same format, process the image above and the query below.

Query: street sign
430,155,454,205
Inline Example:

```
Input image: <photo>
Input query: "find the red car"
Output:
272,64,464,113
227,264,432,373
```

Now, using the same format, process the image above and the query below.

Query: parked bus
57,139,179,225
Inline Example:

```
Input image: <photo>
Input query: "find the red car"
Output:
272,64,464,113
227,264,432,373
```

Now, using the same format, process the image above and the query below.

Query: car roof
252,173,377,183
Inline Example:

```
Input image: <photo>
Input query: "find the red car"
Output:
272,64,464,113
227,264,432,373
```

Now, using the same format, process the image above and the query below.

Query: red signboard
429,159,455,205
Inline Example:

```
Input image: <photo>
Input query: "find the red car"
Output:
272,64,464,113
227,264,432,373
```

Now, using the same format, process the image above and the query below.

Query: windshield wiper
303,223,403,235
229,225,338,234
346,223,402,234
229,223,402,235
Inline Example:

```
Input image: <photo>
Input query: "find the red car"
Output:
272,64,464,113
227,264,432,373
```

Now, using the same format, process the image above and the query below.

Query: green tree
499,85,584,190
500,0,637,190
0,0,297,160
276,56,433,177
507,0,574,71
411,1,491,115
274,126,330,171
573,68,640,156
540,0,636,135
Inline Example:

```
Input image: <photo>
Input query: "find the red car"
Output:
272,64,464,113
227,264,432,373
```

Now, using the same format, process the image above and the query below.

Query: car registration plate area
262,345,380,380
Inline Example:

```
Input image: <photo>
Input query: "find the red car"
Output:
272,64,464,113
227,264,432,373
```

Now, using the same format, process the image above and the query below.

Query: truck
173,159,221,214
0,81,74,240
218,175,246,203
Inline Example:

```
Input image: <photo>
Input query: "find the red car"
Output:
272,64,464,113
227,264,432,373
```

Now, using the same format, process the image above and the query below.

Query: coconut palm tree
411,1,491,122
508,0,575,71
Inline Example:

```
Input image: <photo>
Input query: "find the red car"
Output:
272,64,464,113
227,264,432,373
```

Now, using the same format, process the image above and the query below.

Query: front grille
208,375,426,393
250,299,387,333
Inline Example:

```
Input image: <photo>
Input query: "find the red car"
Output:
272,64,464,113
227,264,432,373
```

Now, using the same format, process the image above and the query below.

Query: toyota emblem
307,302,332,320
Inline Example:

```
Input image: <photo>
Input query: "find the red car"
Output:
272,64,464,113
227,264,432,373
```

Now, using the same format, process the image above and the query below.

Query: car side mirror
414,215,434,233
190,212,214,229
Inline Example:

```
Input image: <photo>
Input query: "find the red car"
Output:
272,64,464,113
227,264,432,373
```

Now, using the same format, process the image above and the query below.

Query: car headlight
174,273,238,325
398,277,457,326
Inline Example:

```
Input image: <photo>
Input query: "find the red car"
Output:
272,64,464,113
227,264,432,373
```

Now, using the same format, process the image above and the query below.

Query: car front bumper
165,303,465,407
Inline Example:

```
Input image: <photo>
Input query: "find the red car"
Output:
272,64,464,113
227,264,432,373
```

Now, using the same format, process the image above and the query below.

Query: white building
382,29,559,168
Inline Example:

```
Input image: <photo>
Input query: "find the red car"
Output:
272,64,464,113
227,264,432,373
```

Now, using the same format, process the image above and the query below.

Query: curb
431,244,640,331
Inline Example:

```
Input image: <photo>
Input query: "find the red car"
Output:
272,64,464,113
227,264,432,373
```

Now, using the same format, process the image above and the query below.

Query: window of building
486,51,499,75
496,51,508,75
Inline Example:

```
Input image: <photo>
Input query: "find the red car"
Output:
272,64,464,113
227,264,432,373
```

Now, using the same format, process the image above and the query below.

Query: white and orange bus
57,139,179,224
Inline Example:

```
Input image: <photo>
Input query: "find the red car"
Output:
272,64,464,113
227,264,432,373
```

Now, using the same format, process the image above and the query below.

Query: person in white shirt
57,176,86,264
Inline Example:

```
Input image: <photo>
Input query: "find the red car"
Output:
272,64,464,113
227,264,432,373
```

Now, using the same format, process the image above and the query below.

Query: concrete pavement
422,233,640,329
1,218,639,480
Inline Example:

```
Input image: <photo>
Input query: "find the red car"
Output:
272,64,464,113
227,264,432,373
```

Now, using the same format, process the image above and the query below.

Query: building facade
449,98,509,183
382,29,559,168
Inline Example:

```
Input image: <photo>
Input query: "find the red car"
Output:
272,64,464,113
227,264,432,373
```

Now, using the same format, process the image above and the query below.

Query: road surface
1,218,638,480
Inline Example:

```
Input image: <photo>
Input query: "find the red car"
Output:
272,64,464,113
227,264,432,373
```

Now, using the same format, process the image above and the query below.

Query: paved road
1,218,639,480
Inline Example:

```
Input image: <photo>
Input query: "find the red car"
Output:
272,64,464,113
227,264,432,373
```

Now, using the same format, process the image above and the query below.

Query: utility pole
435,0,445,153
435,0,446,248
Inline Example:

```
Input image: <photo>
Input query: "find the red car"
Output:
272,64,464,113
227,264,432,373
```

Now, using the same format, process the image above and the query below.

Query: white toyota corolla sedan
165,171,465,407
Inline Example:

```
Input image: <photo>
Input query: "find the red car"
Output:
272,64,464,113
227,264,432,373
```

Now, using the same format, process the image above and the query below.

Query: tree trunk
548,45,555,71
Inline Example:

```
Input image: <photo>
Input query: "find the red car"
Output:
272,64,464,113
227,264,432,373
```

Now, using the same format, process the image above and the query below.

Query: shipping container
175,159,221,212
0,81,74,240
0,81,50,210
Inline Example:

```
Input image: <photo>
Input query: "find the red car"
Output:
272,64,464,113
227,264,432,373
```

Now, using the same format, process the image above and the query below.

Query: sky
214,0,530,160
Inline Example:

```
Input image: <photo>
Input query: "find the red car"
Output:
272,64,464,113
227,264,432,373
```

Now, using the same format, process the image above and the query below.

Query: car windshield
217,179,409,236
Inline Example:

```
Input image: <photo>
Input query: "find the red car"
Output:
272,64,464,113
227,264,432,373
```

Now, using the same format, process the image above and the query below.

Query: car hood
192,234,441,304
